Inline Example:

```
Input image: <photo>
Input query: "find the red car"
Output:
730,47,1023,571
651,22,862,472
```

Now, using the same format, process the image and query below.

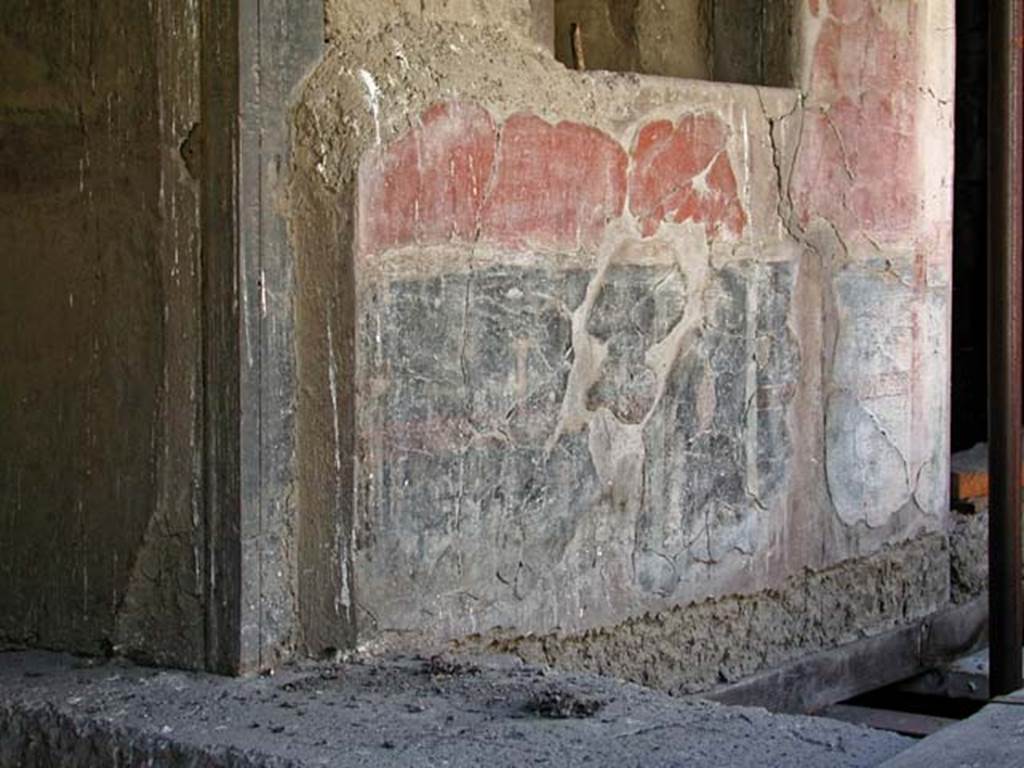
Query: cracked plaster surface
289,0,954,650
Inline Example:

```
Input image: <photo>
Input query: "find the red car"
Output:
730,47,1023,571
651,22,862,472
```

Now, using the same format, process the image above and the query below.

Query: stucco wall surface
288,0,954,673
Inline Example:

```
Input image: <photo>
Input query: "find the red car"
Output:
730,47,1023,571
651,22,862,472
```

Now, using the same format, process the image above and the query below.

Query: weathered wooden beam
200,0,323,674
706,597,988,714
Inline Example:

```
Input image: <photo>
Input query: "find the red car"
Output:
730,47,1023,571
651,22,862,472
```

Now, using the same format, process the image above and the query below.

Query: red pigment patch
358,102,497,256
360,106,628,254
628,114,747,238
479,114,628,251
793,2,918,234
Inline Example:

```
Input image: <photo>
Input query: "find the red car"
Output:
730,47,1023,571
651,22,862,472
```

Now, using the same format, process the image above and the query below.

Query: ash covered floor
0,650,912,767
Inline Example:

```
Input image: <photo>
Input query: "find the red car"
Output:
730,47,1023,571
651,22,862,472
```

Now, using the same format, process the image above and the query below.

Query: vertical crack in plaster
821,108,856,184
754,87,803,243
755,86,842,540
756,76,920,529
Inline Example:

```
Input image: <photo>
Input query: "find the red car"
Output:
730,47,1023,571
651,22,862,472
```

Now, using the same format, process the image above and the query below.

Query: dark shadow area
846,688,986,723
552,0,797,87
951,0,988,452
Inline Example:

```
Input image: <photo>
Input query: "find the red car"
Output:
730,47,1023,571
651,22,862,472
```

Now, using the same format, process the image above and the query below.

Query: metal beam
987,0,1024,699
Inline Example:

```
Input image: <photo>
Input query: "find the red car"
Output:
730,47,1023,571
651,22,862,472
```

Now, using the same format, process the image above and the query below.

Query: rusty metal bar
988,0,1024,699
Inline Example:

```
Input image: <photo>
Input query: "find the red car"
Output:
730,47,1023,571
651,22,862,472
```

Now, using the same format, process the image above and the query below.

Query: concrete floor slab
0,650,912,767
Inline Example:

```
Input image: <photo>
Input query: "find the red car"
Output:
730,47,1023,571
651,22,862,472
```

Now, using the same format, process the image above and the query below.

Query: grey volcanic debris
1,650,911,767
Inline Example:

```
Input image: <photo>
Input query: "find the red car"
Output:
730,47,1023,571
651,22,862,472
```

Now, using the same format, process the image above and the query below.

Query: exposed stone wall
0,2,205,666
288,0,955,677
